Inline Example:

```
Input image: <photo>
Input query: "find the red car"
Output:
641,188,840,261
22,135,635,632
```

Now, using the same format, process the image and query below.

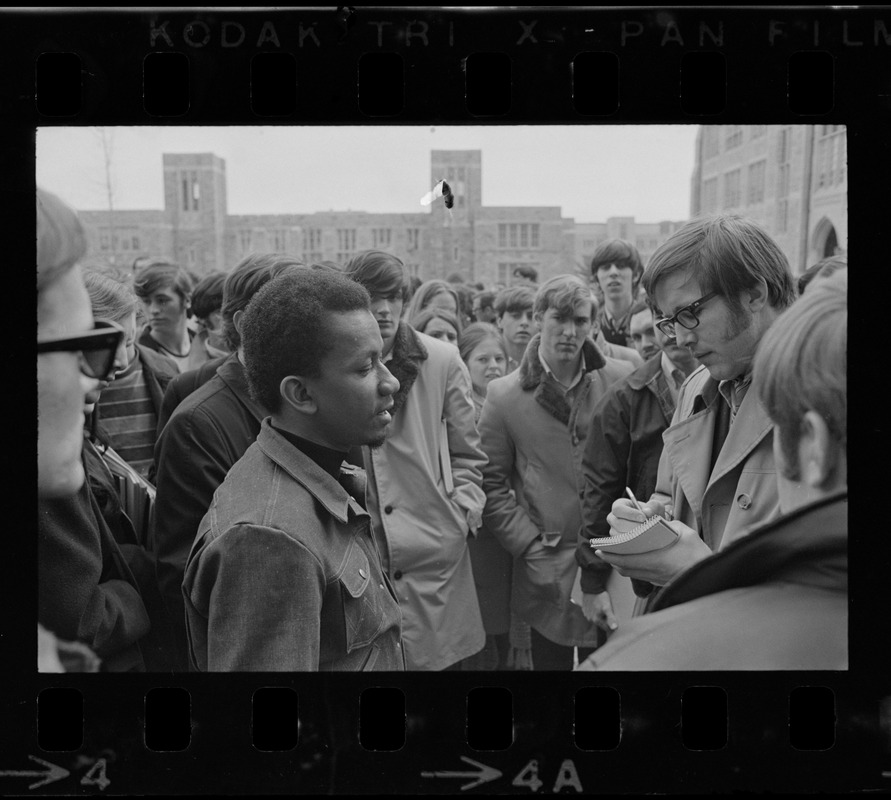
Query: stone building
690,125,847,275
76,148,687,286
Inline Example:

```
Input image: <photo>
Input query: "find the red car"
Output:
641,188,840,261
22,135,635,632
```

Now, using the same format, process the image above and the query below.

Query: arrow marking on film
0,755,70,789
421,755,502,791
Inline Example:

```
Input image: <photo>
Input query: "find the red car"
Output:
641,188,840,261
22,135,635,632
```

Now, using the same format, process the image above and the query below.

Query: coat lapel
518,334,606,426
386,323,428,416
706,389,774,491
661,378,719,524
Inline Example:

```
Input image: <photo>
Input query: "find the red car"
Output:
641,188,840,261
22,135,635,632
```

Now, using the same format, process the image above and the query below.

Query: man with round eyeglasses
592,215,796,600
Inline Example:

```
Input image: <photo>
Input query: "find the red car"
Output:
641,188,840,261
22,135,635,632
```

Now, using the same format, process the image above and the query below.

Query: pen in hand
625,486,647,518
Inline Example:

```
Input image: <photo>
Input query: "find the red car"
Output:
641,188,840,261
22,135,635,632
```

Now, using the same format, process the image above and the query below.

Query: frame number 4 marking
512,759,583,794
80,759,110,791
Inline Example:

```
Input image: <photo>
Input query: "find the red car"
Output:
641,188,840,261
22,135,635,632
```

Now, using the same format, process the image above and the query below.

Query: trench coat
479,335,634,648
363,325,488,670
651,365,781,552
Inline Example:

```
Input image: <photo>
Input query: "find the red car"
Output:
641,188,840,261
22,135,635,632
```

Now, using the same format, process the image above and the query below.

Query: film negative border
8,7,886,124
6,4,890,794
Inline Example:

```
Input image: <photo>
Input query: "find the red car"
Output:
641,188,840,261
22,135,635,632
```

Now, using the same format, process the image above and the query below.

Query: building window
455,166,466,208
702,177,718,214
725,126,743,150
337,228,356,252
702,127,720,159
776,164,791,233
405,262,420,278
182,175,189,212
269,229,287,251
132,236,140,250
777,126,791,163
191,172,200,211
303,229,323,263
372,228,392,248
239,230,252,252
498,223,541,249
747,160,766,205
816,125,846,189
336,227,355,263
122,238,130,251
305,228,322,250
723,169,741,209
100,235,109,250
406,228,420,250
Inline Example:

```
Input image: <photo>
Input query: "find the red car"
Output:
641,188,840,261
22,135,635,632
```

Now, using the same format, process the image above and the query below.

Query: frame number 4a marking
512,759,583,794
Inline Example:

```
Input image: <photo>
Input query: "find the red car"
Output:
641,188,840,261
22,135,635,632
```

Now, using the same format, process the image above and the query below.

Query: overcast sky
36,125,699,223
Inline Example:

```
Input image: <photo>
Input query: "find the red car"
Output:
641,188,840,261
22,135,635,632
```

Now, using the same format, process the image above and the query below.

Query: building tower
163,153,228,275
427,150,482,281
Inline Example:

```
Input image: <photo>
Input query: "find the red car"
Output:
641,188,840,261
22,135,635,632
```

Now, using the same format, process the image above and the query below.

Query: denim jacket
183,419,404,672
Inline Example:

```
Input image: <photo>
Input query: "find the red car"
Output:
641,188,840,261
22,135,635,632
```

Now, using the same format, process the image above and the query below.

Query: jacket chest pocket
338,540,390,652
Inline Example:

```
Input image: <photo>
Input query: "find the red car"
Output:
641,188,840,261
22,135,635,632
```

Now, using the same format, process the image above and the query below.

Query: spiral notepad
587,515,679,554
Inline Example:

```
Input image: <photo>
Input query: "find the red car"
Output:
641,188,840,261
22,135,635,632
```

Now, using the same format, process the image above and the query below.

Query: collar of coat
625,351,664,390
387,322,428,416
518,333,607,425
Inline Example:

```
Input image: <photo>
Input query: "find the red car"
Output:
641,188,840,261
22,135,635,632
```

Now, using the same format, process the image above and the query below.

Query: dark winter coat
150,353,266,670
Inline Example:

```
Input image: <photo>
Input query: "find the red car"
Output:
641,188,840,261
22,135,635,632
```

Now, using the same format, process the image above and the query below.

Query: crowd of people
37,186,847,672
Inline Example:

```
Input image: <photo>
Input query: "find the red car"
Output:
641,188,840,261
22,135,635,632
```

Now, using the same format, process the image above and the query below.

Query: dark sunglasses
37,319,125,382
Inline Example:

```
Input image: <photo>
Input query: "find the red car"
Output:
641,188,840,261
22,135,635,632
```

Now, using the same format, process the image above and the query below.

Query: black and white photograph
17,4,887,795
36,122,848,674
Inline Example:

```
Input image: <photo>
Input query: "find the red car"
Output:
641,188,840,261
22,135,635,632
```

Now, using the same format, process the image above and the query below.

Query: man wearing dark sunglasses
37,188,125,672
37,191,122,500
593,215,796,600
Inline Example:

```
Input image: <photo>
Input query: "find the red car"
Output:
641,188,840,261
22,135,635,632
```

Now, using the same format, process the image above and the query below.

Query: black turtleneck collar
269,422,347,481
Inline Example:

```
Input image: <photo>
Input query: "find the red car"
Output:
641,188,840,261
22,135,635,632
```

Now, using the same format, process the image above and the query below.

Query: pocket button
737,493,752,510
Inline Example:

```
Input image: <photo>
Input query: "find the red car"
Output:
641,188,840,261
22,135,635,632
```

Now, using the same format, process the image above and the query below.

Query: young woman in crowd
410,306,462,346
404,278,461,322
458,322,532,670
